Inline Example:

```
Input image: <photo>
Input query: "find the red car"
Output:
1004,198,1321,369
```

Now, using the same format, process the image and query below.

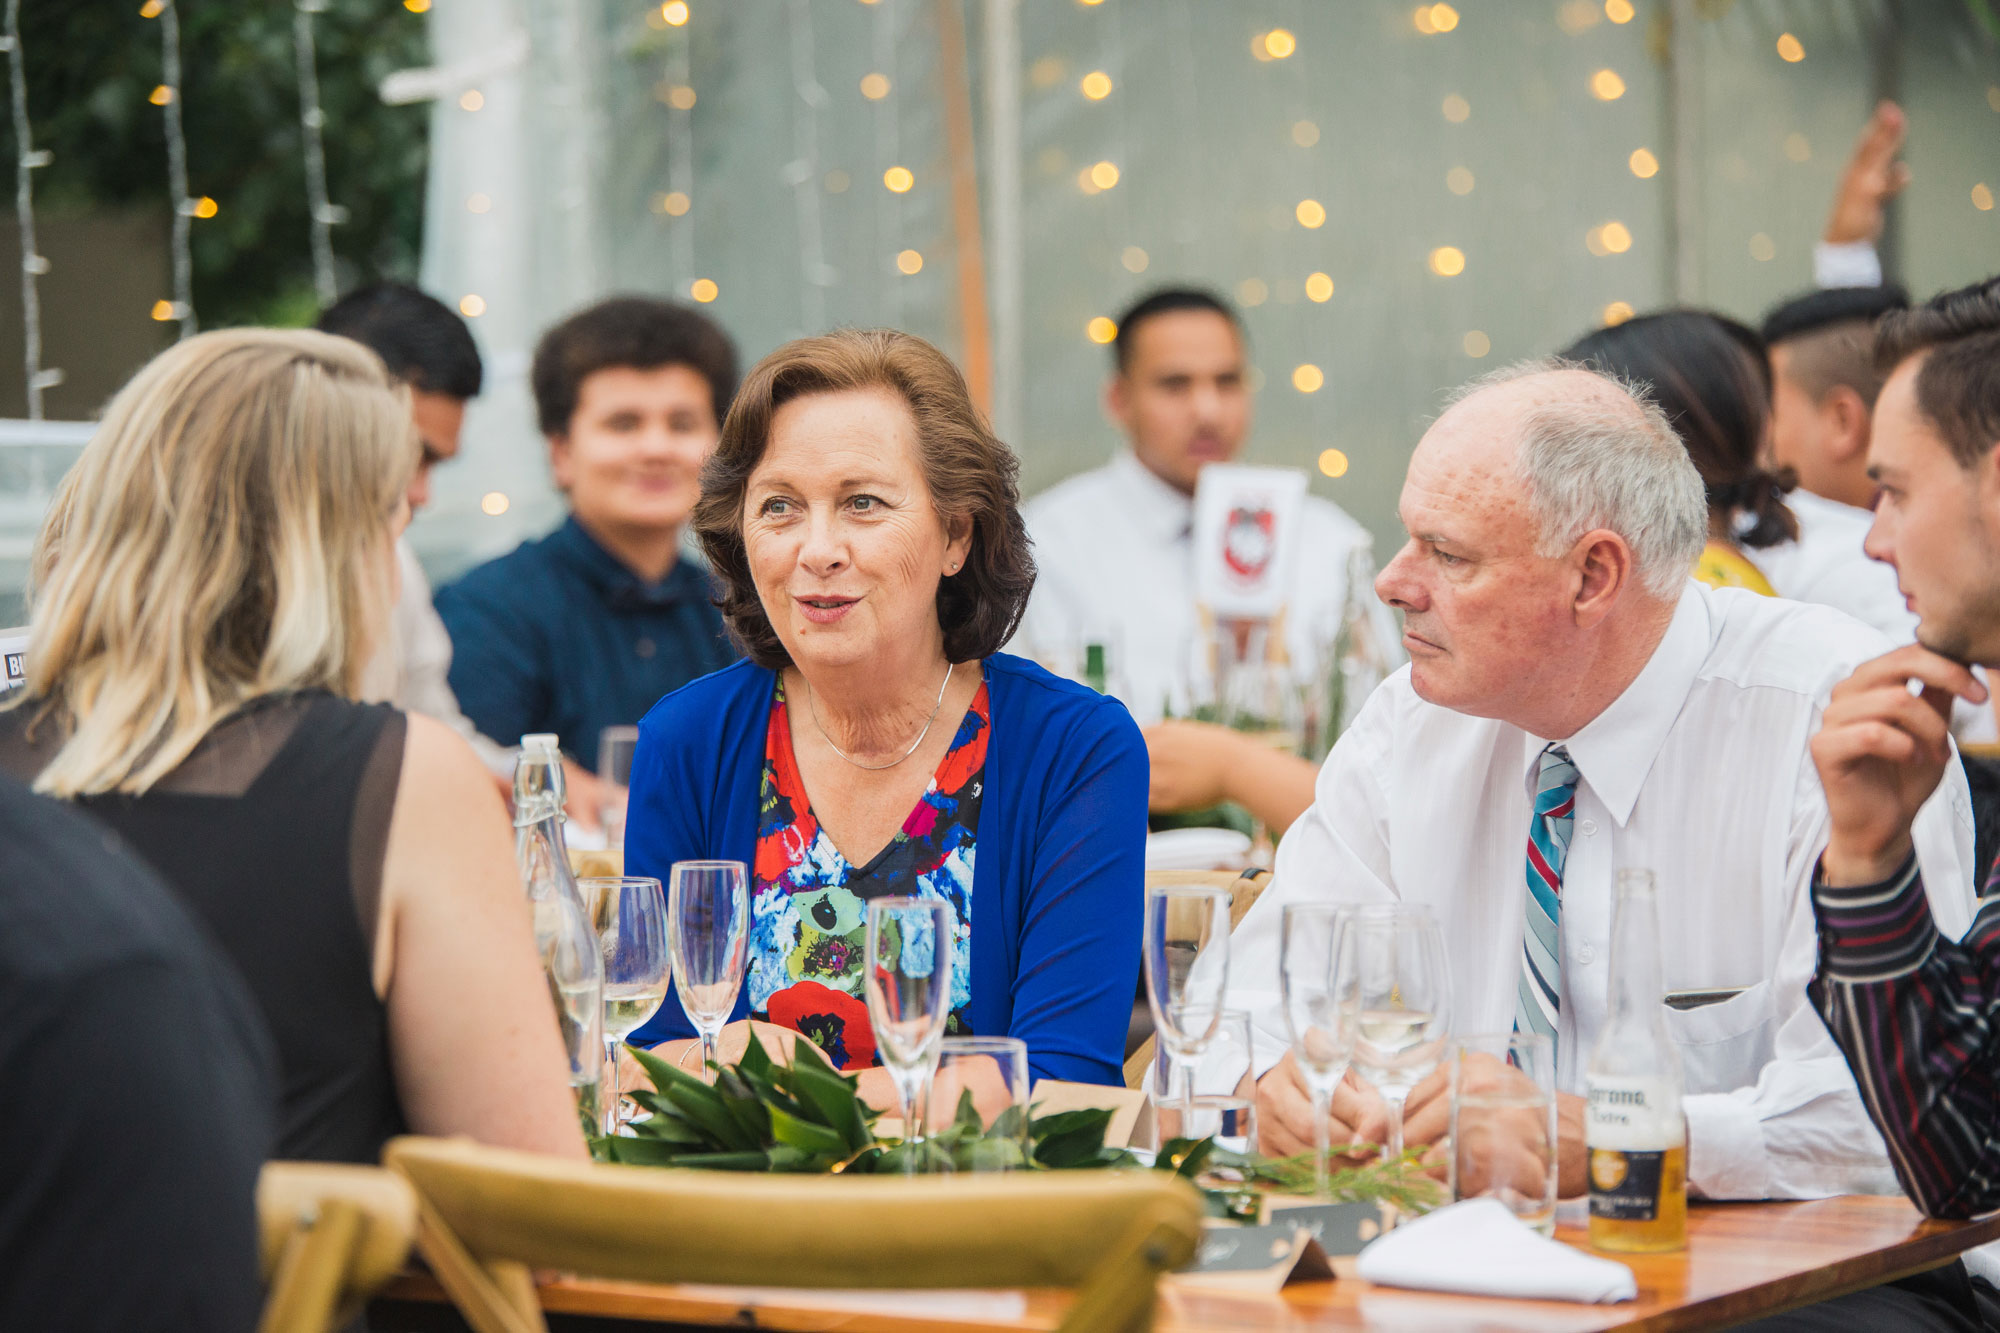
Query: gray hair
1445,359,1707,600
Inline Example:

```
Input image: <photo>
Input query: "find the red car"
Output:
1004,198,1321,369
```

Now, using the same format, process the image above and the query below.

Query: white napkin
1356,1199,1637,1304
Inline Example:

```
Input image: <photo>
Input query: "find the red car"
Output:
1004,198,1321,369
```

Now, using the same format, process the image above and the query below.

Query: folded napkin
1356,1199,1637,1303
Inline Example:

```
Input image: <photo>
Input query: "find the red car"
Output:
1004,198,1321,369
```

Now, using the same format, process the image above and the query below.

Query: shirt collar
1107,449,1196,544
1522,581,1712,829
549,514,705,610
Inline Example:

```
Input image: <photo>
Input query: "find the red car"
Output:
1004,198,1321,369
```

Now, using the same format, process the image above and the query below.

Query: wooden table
376,1194,2000,1332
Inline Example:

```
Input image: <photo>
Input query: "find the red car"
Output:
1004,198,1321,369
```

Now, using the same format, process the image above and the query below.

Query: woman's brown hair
695,328,1034,670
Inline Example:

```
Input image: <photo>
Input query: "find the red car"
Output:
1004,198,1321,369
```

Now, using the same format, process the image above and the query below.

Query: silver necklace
805,661,955,771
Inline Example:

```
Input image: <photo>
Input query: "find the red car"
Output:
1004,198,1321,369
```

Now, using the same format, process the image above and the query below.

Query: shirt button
635,637,657,659
1579,943,1598,965
1578,818,1598,837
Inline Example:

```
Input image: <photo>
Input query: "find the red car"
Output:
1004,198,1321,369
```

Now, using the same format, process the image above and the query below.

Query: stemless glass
580,876,669,1135
1143,882,1232,1117
597,725,640,851
1281,902,1358,1199
667,860,749,1076
865,897,955,1173
1346,904,1452,1162
928,1035,1032,1172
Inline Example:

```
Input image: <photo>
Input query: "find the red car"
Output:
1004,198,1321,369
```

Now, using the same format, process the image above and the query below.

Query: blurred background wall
415,0,2000,583
0,0,1996,623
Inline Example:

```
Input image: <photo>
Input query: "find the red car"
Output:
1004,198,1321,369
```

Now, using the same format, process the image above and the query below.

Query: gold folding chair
1126,867,1271,1089
384,1135,1203,1333
257,1162,418,1333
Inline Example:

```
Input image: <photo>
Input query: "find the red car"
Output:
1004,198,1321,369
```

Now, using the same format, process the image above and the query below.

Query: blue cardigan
625,653,1147,1086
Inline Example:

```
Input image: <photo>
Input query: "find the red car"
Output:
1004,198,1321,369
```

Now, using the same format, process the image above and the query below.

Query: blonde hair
20,328,414,796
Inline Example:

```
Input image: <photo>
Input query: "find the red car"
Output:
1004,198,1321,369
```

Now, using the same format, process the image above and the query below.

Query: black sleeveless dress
0,692,410,1164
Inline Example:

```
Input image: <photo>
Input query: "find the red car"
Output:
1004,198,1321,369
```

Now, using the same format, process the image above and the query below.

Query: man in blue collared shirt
437,297,741,773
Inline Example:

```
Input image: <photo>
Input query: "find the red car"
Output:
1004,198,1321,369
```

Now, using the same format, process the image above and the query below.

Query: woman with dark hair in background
1563,309,1796,594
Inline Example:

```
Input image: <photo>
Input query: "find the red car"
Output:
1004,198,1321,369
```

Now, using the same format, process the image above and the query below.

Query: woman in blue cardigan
626,328,1146,1094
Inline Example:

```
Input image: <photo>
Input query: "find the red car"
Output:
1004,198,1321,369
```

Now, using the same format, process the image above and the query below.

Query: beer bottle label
1589,1148,1666,1220
1585,1076,1684,1222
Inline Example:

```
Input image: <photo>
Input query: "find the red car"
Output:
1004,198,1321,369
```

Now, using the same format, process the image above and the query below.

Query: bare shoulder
389,712,513,857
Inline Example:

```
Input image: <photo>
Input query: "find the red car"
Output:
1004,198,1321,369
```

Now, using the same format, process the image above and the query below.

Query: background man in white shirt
1235,363,1973,1226
1017,287,1389,830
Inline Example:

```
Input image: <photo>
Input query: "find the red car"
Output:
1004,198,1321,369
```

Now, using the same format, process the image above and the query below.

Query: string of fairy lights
0,0,1983,429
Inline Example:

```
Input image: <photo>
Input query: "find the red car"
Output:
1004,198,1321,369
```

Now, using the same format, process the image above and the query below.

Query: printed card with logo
1190,464,1307,621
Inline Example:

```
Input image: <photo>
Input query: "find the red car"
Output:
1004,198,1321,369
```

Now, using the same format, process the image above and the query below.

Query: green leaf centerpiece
591,1035,1444,1220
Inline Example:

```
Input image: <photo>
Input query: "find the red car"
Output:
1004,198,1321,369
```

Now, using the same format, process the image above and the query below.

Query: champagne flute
580,876,669,1135
1143,883,1231,1119
1281,902,1357,1199
865,897,954,1173
668,860,749,1076
1346,904,1452,1163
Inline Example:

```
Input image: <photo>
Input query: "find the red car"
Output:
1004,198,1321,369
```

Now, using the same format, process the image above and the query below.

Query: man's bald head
1377,362,1706,736
1430,363,1706,599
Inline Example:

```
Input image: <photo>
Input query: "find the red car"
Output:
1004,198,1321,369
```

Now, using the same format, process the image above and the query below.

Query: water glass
865,897,955,1172
1281,902,1357,1198
1451,1032,1559,1236
597,725,640,850
1143,882,1232,1115
668,860,749,1077
927,1035,1031,1172
1346,904,1452,1161
580,876,669,1134
1156,1010,1257,1158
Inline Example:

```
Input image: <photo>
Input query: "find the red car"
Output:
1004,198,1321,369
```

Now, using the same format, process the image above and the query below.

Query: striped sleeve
1809,854,2000,1219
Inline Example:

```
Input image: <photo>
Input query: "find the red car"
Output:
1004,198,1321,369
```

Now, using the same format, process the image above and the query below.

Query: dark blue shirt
435,516,739,768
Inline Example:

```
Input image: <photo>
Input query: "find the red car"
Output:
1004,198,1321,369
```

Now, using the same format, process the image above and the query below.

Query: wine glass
1346,904,1452,1163
580,876,669,1135
865,897,955,1173
1281,902,1357,1199
668,860,749,1076
1143,883,1231,1118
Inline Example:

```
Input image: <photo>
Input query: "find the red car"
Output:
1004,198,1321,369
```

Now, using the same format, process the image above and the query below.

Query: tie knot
1536,744,1579,803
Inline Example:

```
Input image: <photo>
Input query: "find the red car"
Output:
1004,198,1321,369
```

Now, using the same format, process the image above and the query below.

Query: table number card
1191,465,1307,621
1,627,26,692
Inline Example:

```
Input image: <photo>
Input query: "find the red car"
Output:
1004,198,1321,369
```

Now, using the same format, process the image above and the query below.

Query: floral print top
747,671,988,1070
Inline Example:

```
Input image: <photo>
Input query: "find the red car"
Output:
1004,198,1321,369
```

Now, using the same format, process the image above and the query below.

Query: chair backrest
385,1136,1203,1333
1127,867,1272,1088
258,1161,417,1333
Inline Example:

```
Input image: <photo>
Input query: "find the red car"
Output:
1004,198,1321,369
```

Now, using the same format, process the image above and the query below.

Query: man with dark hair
1018,285,1389,728
436,296,739,772
1809,276,2000,1233
317,282,521,778
0,774,275,1331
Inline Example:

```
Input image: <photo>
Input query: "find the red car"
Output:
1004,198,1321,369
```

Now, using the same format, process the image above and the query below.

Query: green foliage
592,1040,1443,1221
17,1,430,328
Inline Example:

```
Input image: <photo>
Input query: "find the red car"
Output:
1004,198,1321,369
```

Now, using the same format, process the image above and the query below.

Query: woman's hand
633,1020,804,1087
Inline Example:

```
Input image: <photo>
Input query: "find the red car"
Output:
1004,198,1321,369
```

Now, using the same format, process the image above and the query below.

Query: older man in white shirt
1232,364,1976,1326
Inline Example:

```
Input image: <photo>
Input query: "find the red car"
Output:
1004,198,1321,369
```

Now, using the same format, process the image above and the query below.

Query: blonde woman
0,330,584,1164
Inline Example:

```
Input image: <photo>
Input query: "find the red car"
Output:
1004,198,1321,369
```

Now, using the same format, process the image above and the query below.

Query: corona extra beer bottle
1586,869,1688,1252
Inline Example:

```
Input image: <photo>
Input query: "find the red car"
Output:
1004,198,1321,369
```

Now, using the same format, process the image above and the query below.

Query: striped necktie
1516,744,1579,1062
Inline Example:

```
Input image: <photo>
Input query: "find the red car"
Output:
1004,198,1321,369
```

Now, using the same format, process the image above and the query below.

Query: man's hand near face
1813,644,1987,885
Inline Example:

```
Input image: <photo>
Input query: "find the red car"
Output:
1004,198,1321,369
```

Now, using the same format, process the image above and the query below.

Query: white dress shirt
361,539,515,777
1230,582,1977,1202
1753,494,1997,744
1813,240,1883,290
1016,450,1396,723
1753,492,1912,642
